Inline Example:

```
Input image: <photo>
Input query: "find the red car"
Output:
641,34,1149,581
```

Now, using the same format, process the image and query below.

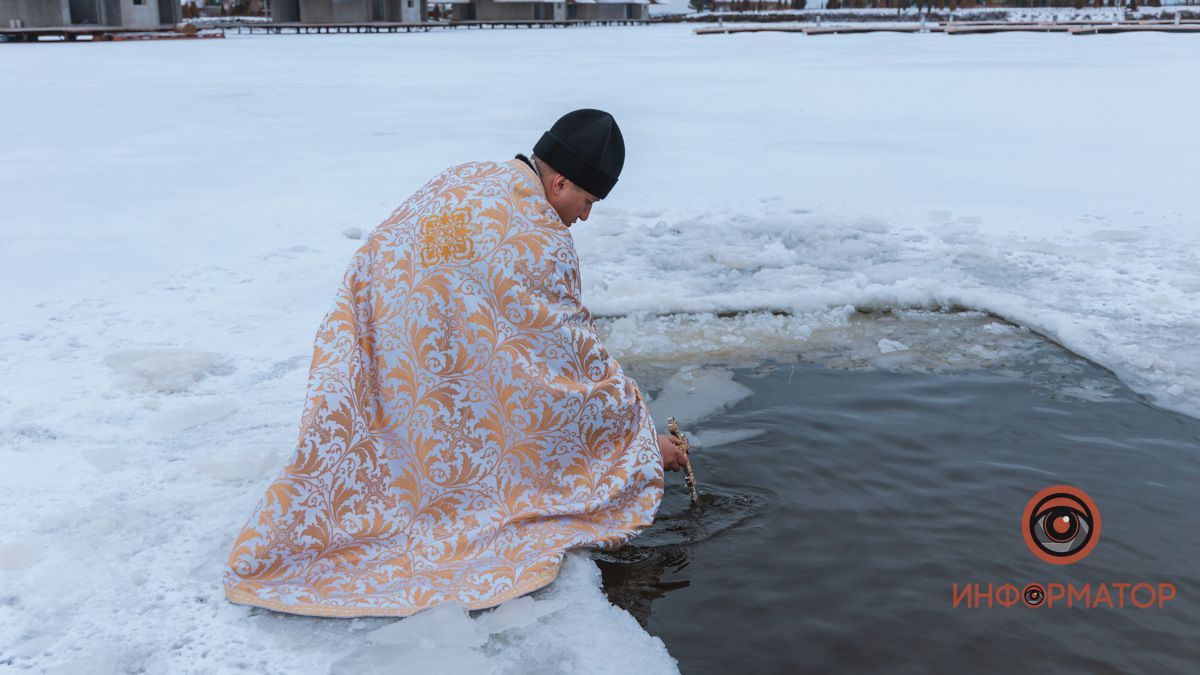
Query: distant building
571,0,650,20
187,1,263,18
1,0,182,28
468,0,566,20
450,0,651,21
271,0,650,23
272,0,427,23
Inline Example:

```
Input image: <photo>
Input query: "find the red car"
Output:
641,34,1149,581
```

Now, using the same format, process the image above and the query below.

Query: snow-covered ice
337,555,674,675
2,25,1198,673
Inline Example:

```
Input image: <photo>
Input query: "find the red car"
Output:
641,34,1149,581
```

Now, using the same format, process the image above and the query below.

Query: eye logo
1022,583,1046,607
1021,486,1101,565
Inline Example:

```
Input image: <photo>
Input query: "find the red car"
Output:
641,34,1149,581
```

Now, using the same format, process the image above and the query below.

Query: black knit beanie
533,109,625,200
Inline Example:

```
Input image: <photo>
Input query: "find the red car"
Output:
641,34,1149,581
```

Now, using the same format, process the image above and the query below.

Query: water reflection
595,547,692,627
594,487,775,626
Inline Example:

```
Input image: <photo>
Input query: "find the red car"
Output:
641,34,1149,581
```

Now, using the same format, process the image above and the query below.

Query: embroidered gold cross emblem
418,208,474,265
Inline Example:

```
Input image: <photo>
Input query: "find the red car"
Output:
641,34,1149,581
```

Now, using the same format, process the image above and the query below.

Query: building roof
492,0,654,3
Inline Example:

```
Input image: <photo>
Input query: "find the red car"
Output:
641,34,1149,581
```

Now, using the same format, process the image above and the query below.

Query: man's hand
657,434,688,472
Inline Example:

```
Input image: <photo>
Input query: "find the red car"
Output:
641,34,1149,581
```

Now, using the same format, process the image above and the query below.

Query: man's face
547,177,599,227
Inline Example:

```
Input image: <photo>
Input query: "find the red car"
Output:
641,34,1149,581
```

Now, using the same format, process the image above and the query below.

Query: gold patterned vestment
223,160,664,617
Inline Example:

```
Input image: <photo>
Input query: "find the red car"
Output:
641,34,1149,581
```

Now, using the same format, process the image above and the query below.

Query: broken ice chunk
645,367,753,428
368,601,485,649
104,349,230,394
877,338,909,354
0,539,43,570
80,447,125,473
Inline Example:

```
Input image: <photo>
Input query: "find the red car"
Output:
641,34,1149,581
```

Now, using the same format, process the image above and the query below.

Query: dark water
596,330,1200,673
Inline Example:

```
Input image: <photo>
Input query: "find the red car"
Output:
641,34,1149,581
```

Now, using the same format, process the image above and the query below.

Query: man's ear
551,173,567,196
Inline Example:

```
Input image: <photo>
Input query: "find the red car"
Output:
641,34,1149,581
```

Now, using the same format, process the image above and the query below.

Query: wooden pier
1069,23,1200,35
0,18,649,43
694,25,944,35
805,25,944,35
944,23,1073,34
695,19,1200,37
228,19,648,35
692,25,801,35
0,25,222,42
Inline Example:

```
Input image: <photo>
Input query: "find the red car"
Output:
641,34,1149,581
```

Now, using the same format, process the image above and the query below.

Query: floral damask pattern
418,207,474,265
224,161,664,617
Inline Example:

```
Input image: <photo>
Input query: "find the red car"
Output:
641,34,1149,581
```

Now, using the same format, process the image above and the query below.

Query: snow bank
1,24,1198,673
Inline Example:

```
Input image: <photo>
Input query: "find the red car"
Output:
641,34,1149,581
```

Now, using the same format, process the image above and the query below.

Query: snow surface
1,25,1199,673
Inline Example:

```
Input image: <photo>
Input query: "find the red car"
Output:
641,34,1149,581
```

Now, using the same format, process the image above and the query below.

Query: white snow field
2,25,1199,674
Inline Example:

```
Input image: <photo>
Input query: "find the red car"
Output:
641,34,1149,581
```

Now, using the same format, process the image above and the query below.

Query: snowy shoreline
2,25,1199,673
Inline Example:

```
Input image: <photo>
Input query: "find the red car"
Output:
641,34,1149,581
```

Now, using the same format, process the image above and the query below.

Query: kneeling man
224,109,687,617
